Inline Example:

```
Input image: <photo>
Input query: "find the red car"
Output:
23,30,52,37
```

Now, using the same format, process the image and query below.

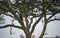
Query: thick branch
48,18,60,23
28,17,33,30
0,24,22,29
31,13,44,35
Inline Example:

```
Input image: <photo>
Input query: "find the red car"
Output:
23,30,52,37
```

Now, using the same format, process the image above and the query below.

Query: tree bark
39,24,47,38
26,33,31,38
24,29,31,38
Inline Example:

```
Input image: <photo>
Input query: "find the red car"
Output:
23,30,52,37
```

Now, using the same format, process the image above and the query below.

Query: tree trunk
24,29,31,38
26,32,31,38
39,24,47,38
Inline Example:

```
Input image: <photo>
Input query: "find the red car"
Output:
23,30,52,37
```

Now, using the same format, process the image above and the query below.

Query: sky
0,14,60,38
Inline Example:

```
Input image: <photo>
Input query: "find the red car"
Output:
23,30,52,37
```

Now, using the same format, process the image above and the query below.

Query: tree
0,0,60,38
